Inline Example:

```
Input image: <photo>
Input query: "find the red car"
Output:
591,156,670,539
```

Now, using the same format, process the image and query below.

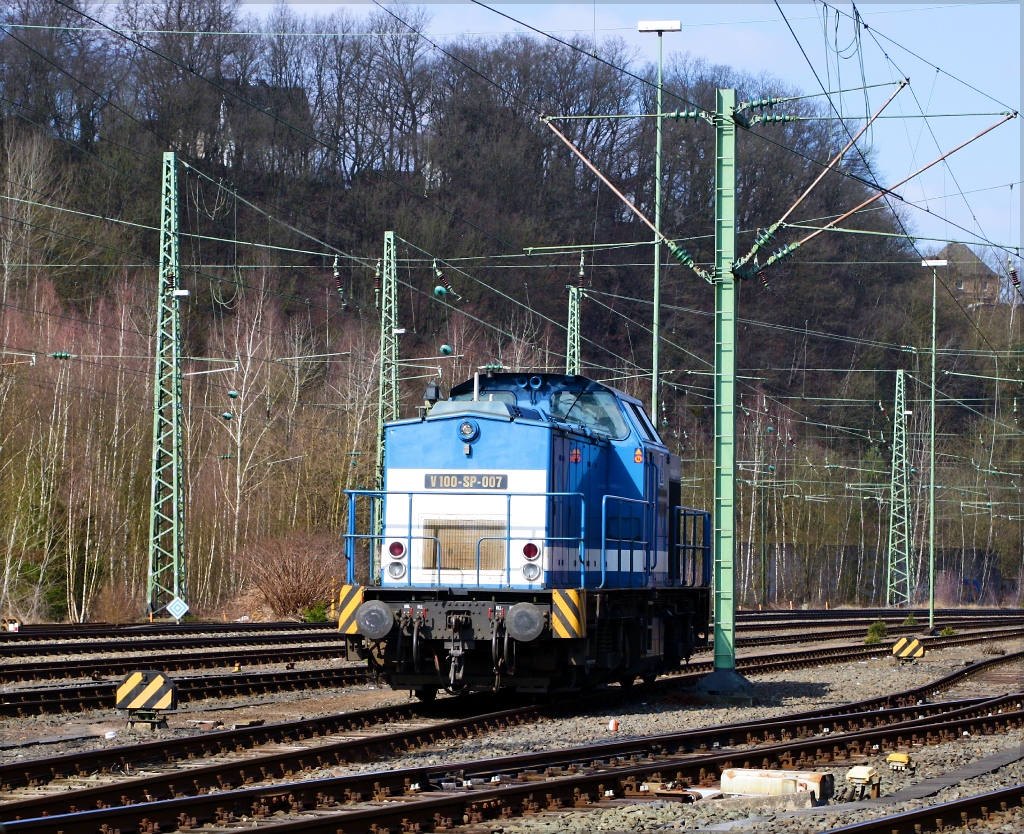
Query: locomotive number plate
424,474,508,489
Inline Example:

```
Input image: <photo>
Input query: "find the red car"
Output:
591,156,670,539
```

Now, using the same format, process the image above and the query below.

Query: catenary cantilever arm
543,116,714,284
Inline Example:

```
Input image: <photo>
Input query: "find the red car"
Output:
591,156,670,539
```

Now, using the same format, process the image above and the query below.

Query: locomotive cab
338,372,711,696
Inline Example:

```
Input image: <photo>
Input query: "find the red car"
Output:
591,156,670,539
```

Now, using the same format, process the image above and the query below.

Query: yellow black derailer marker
337,584,364,634
892,637,925,660
116,670,177,729
552,589,586,638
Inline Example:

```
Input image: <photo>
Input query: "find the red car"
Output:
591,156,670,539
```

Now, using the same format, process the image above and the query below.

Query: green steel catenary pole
375,231,399,585
712,88,737,673
651,30,663,421
567,287,581,376
887,368,913,607
147,151,186,615
929,266,938,630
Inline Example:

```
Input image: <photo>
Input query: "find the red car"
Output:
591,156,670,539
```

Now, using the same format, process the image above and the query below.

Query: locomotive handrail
673,506,713,588
343,489,585,588
599,494,653,590
342,532,442,586
648,460,661,577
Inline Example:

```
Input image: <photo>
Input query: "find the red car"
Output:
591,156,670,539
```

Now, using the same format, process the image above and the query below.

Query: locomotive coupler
447,614,472,687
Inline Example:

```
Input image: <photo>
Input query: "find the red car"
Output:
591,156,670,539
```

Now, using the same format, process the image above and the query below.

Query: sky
244,2,1022,268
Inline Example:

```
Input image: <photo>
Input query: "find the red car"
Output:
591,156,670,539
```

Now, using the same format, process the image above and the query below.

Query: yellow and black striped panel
337,584,364,634
892,637,925,659
552,589,586,639
115,670,177,711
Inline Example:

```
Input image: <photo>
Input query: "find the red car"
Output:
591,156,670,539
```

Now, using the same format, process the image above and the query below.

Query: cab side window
628,402,661,443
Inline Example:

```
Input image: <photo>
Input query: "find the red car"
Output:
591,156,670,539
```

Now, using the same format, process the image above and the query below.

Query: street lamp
921,258,946,633
638,20,681,422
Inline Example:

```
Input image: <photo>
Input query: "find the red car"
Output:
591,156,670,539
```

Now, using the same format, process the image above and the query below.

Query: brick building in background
935,242,1001,306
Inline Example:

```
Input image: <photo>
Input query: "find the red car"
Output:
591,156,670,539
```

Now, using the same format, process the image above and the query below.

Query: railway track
733,620,1023,647
735,607,1019,620
4,635,1016,796
2,608,1016,645
0,620,334,642
0,623,977,684
2,652,1020,833
825,782,1024,833
736,614,1024,633
1,626,1019,717
0,666,368,717
0,629,351,658
0,643,351,683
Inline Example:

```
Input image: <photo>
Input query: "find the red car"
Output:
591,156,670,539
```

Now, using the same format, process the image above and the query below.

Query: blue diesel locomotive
338,371,711,698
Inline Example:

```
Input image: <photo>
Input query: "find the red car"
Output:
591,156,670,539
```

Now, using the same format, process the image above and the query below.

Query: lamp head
638,20,681,32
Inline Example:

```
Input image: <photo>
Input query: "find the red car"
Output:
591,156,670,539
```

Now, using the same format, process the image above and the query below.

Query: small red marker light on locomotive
388,541,405,557
523,543,539,560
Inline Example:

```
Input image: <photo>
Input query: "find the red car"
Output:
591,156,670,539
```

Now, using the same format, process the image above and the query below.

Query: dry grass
90,582,144,623
242,533,345,618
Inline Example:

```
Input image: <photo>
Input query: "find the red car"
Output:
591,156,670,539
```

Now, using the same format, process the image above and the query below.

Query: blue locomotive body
340,373,711,697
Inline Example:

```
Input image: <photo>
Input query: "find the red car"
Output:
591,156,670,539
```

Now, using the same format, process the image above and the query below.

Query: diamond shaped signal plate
166,597,189,620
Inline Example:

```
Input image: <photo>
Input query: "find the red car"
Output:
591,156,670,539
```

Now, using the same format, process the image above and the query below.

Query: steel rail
823,782,1024,833
5,693,1020,833
0,667,368,717
734,622,1024,646
191,701,1024,834
0,630,351,658
736,615,1024,632
0,697,466,792
0,621,334,641
734,607,1023,620
1,644,352,683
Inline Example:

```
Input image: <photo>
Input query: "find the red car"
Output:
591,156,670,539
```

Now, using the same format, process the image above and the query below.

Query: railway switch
887,752,915,772
845,765,881,800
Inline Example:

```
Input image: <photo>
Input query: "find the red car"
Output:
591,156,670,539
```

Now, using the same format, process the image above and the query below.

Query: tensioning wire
0,192,157,233
582,289,877,440
179,161,373,269
396,274,634,380
396,235,647,375
817,0,1017,113
584,293,712,370
907,372,1021,435
780,224,1018,251
0,207,391,363
467,0,707,113
587,289,908,354
777,0,1022,360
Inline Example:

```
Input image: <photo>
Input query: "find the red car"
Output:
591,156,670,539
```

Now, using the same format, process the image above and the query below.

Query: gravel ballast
1,640,1020,833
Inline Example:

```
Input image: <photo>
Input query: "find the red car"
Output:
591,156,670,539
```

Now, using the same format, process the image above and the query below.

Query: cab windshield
550,389,630,440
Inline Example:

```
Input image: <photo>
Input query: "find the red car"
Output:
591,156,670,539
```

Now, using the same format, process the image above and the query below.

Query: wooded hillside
1,0,1020,620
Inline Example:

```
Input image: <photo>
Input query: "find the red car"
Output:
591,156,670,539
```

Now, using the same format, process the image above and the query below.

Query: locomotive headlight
457,419,479,442
521,563,541,582
388,541,405,558
387,562,407,579
522,542,539,560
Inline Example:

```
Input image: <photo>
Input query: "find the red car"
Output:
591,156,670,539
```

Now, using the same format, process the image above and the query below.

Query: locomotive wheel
618,675,636,688
642,674,657,685
414,686,438,702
